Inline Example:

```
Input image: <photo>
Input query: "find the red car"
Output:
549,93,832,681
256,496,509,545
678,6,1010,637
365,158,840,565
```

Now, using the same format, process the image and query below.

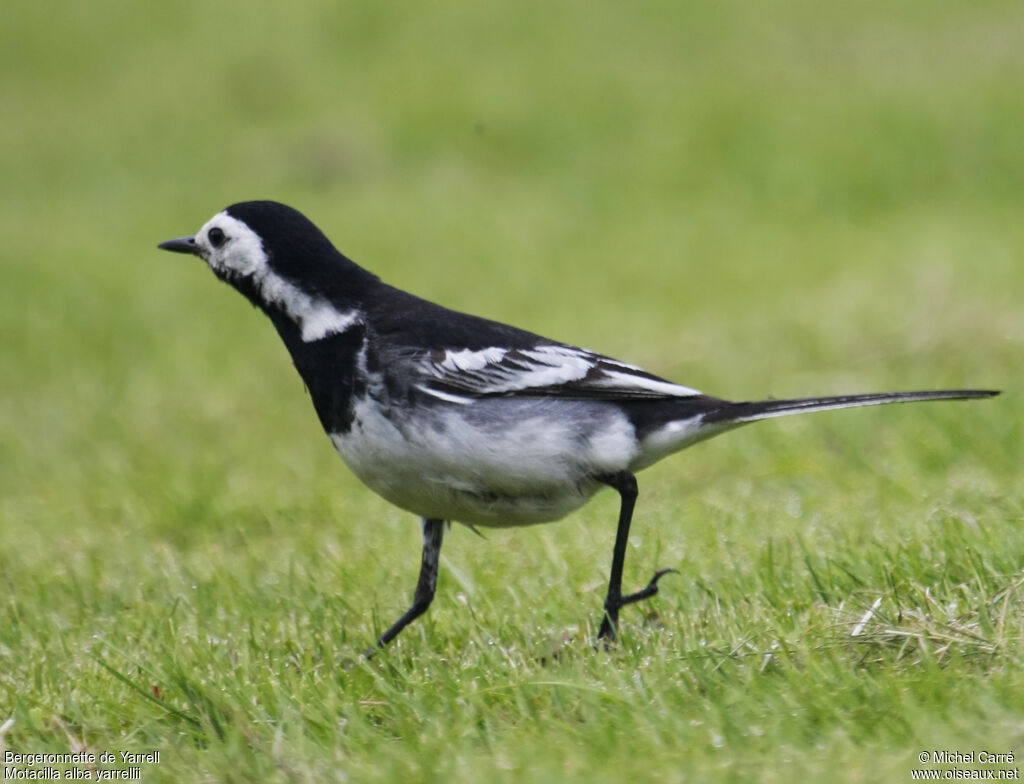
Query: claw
597,567,679,643
619,567,679,607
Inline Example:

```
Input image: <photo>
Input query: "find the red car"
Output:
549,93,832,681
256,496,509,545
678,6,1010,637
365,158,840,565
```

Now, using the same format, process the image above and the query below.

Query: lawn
1,1,1022,781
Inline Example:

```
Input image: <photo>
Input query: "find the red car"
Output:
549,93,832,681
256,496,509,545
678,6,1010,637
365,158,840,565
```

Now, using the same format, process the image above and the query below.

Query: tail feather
703,389,999,426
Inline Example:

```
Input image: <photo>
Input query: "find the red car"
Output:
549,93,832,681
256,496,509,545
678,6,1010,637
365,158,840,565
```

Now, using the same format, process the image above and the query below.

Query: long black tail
703,389,999,426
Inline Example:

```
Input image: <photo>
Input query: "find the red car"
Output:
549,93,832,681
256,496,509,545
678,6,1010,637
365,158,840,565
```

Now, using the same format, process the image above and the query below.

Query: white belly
329,396,639,526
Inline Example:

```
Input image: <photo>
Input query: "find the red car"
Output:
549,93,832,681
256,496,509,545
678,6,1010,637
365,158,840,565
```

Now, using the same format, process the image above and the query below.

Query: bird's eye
208,227,227,248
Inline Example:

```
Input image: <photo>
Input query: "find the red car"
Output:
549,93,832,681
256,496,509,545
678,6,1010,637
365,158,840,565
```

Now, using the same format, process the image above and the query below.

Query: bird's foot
597,568,678,644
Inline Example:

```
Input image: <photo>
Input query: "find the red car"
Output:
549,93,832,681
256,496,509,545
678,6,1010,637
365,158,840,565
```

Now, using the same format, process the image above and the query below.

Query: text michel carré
931,751,1015,764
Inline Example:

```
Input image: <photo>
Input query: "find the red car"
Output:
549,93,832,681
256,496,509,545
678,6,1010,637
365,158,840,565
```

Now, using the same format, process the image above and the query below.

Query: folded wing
414,344,704,402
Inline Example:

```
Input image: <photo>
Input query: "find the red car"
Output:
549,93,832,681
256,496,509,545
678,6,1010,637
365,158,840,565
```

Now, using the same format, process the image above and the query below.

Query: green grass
2,1,1023,781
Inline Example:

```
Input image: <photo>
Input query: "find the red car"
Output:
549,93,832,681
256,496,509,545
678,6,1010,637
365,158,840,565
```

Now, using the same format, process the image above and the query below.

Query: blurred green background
1,1,1022,782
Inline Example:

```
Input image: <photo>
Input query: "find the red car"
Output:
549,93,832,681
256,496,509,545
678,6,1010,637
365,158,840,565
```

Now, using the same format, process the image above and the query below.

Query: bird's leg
596,471,677,642
372,517,445,652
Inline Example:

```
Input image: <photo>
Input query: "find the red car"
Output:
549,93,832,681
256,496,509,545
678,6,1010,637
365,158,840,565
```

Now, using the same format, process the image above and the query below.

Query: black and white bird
159,200,997,648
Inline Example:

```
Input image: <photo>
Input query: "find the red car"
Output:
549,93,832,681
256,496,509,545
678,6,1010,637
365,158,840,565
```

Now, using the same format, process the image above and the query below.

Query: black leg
596,471,677,642
372,517,445,651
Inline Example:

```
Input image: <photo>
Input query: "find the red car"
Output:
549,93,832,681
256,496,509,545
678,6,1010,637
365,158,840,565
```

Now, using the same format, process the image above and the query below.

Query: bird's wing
367,286,703,402
412,344,703,402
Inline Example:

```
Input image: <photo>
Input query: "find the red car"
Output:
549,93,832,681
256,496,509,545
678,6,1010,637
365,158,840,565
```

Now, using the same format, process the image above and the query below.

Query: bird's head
159,201,375,341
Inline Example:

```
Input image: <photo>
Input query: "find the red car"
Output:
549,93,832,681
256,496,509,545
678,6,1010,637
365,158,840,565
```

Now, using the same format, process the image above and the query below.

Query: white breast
329,396,640,527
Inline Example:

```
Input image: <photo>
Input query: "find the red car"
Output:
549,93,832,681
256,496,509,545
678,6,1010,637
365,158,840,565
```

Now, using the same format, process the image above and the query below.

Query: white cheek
198,212,269,275
221,246,263,275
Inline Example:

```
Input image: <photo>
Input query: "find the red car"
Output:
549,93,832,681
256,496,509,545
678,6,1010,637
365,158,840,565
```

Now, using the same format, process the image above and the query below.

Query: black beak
158,236,200,255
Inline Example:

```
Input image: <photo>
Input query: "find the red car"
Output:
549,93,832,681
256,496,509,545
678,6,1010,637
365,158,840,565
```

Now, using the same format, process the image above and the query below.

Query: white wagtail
159,200,998,647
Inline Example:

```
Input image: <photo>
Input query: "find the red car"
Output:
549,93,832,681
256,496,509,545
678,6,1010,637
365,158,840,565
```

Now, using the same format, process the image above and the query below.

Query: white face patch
195,212,268,278
193,211,361,342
